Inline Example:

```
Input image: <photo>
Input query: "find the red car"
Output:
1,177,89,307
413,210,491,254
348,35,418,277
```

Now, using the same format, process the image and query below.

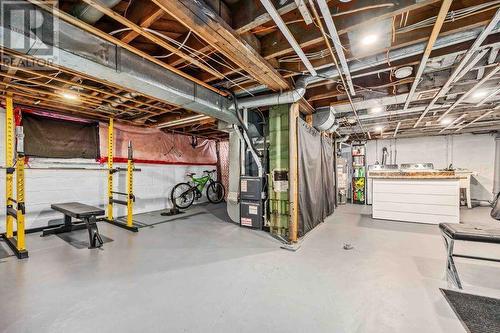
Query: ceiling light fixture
60,91,79,101
471,90,488,99
394,66,413,79
374,125,383,132
369,106,385,114
361,34,378,46
439,117,453,126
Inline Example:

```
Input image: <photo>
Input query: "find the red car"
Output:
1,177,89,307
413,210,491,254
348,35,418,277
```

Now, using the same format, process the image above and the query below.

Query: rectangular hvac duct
0,0,238,124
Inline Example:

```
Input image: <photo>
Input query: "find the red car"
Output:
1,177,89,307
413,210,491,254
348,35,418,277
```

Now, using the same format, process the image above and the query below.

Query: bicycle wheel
206,181,225,204
171,183,195,209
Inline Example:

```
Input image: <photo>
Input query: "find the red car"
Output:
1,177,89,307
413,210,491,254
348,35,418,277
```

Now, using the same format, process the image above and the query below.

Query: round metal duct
326,121,340,133
72,0,121,24
313,107,336,131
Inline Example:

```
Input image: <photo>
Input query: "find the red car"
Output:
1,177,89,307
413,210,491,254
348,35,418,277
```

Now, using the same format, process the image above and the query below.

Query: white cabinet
372,178,460,224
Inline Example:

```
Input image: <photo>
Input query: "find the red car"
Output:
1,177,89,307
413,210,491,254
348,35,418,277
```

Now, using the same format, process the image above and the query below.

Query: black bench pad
439,223,500,244
51,202,104,219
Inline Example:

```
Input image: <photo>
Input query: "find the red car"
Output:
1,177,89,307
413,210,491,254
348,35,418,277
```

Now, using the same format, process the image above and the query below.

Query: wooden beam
79,0,225,79
27,0,225,95
152,0,290,91
0,85,113,119
121,8,165,44
168,118,215,130
0,74,144,115
289,102,299,243
169,37,212,67
260,0,440,59
232,0,299,34
0,71,163,115
204,0,232,25
403,0,453,111
0,56,174,113
2,58,21,83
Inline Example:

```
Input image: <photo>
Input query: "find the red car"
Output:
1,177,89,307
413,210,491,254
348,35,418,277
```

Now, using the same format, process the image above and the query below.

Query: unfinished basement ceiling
0,0,499,139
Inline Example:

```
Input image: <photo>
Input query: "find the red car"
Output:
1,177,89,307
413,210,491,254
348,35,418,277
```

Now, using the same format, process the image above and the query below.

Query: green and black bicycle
171,169,225,209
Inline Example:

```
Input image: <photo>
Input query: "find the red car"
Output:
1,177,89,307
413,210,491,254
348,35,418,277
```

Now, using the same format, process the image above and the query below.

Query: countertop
368,171,463,179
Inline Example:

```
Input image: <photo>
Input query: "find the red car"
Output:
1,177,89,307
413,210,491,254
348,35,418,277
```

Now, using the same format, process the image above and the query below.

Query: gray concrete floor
0,203,499,333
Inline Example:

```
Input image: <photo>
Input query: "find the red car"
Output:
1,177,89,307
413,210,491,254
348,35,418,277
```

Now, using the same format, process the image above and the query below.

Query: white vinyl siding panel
372,178,460,224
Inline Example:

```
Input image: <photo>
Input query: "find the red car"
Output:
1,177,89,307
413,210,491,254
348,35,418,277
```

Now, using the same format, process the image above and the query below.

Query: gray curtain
494,134,500,196
321,135,335,218
298,119,335,236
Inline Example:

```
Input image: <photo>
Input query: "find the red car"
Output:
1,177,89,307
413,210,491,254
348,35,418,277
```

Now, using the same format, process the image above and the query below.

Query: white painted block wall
0,109,214,232
366,133,497,201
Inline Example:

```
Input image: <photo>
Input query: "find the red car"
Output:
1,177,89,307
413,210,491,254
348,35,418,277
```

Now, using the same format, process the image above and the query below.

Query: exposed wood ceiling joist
402,0,453,110
79,0,225,79
152,0,290,91
27,0,225,95
233,0,304,34
259,0,441,60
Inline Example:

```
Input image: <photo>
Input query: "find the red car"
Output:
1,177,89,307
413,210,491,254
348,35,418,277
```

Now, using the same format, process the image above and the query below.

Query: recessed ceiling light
369,106,385,114
394,66,413,79
472,90,488,99
361,34,378,46
60,91,79,100
440,118,453,125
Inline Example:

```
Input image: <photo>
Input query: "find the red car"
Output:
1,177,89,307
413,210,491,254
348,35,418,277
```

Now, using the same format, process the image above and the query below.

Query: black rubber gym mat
133,211,207,228
441,288,500,333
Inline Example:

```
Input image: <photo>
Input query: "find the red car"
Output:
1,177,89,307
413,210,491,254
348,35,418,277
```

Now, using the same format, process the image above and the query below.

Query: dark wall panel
23,113,100,159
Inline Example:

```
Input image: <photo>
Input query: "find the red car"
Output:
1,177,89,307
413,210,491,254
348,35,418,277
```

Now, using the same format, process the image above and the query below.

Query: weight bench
43,202,105,249
439,223,500,289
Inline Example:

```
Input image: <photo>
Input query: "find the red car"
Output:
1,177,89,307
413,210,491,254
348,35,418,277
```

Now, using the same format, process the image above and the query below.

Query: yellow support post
105,129,138,232
16,155,26,251
3,97,28,258
5,96,14,238
289,103,299,243
126,153,134,228
107,118,114,221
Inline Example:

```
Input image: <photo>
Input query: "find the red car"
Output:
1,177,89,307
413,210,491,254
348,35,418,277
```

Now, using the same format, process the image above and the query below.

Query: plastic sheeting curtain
321,135,335,218
217,140,230,199
298,118,335,236
99,123,217,165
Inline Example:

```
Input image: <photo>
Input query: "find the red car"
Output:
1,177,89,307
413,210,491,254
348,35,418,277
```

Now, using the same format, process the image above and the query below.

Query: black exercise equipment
45,202,105,249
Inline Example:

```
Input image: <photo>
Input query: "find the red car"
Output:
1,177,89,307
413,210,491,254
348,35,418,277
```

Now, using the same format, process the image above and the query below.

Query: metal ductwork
71,0,121,24
231,26,496,123
337,135,350,143
109,92,139,108
312,106,336,131
238,26,497,97
230,79,307,110
0,2,238,124
1,1,497,127
327,121,340,133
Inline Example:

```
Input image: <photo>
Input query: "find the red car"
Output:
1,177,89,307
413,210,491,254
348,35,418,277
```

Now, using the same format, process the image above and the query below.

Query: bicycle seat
186,172,196,177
